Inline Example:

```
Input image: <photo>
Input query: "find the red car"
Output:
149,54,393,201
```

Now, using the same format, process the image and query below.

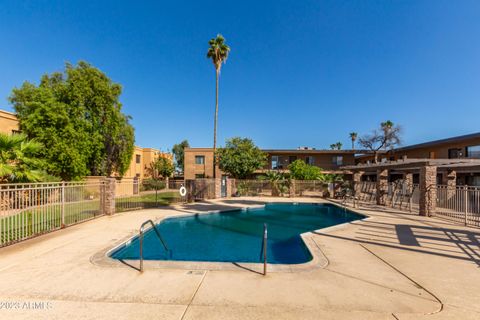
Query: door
221,175,227,197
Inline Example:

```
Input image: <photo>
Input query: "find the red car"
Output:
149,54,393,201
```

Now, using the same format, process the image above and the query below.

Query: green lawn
115,191,181,212
1,191,181,246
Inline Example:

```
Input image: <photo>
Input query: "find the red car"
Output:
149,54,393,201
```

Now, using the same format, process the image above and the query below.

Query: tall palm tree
349,132,358,150
0,133,49,182
381,120,393,130
207,34,230,178
330,142,342,150
381,120,394,150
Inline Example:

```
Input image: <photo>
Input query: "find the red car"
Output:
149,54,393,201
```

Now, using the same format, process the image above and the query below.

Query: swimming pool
110,203,364,264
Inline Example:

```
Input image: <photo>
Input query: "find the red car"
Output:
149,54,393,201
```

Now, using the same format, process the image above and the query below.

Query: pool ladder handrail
262,223,268,276
139,219,169,272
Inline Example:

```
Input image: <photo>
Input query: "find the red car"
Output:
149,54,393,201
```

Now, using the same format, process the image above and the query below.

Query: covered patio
342,159,480,227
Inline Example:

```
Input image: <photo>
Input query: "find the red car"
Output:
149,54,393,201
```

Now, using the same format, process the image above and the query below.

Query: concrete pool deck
0,197,479,319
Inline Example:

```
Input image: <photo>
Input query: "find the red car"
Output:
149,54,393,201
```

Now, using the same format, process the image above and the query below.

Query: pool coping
90,199,369,273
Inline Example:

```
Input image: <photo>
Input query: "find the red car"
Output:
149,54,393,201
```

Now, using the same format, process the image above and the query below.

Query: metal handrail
139,219,169,272
262,223,268,276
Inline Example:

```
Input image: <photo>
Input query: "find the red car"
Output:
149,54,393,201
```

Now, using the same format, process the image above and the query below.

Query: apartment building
183,147,363,180
356,132,480,185
0,109,20,135
124,147,173,179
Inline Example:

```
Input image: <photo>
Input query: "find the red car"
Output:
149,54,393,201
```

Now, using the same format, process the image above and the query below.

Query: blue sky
1,1,479,151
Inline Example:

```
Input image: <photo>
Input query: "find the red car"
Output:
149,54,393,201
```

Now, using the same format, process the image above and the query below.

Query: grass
1,191,181,245
115,191,181,212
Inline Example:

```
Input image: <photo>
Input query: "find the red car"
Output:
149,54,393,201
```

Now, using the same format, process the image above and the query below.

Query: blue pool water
110,203,364,264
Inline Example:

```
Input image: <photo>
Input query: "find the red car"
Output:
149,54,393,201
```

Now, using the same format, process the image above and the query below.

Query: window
136,154,141,164
466,145,480,159
429,151,435,159
289,156,297,164
305,156,315,165
195,155,205,164
448,148,463,159
271,156,279,169
332,156,343,166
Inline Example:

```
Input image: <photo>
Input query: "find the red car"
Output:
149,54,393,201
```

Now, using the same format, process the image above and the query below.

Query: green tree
0,133,51,183
146,157,175,180
207,34,230,177
172,140,190,173
259,170,290,196
216,137,267,179
9,61,134,180
288,159,323,180
349,132,358,150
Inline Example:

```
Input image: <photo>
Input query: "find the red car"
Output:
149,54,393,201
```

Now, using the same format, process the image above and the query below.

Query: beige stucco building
123,146,173,179
0,109,20,135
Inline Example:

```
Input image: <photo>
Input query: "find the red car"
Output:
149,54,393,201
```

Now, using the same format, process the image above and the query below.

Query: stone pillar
404,172,413,193
376,169,388,205
103,177,116,215
353,171,364,196
214,178,222,198
419,166,437,216
289,180,296,198
443,169,457,200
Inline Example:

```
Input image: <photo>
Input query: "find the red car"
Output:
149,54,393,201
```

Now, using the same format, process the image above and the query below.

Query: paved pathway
0,197,478,319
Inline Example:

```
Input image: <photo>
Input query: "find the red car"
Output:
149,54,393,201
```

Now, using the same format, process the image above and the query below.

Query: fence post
289,180,296,198
103,178,116,215
61,181,65,228
464,185,468,226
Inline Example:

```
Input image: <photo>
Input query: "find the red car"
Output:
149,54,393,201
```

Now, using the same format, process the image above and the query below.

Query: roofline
0,109,18,120
394,132,480,151
263,149,373,154
0,109,16,116
185,147,374,154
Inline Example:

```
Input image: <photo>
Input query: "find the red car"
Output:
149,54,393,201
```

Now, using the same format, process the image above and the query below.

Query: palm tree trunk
213,68,219,178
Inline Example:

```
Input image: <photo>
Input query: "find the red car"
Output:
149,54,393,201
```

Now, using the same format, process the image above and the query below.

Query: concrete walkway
0,197,479,319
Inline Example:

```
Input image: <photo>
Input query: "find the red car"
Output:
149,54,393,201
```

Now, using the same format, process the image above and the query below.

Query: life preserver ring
179,186,187,197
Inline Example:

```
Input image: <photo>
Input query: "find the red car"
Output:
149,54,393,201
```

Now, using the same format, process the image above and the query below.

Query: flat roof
342,158,480,172
0,109,18,120
185,147,374,154
395,132,480,151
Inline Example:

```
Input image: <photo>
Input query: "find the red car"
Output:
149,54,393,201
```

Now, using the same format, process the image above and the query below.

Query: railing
234,180,327,198
294,180,326,197
262,223,267,276
115,179,181,212
186,179,216,200
0,181,104,247
167,180,184,190
356,181,377,204
235,180,273,197
353,181,480,228
139,219,169,272
436,185,480,227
